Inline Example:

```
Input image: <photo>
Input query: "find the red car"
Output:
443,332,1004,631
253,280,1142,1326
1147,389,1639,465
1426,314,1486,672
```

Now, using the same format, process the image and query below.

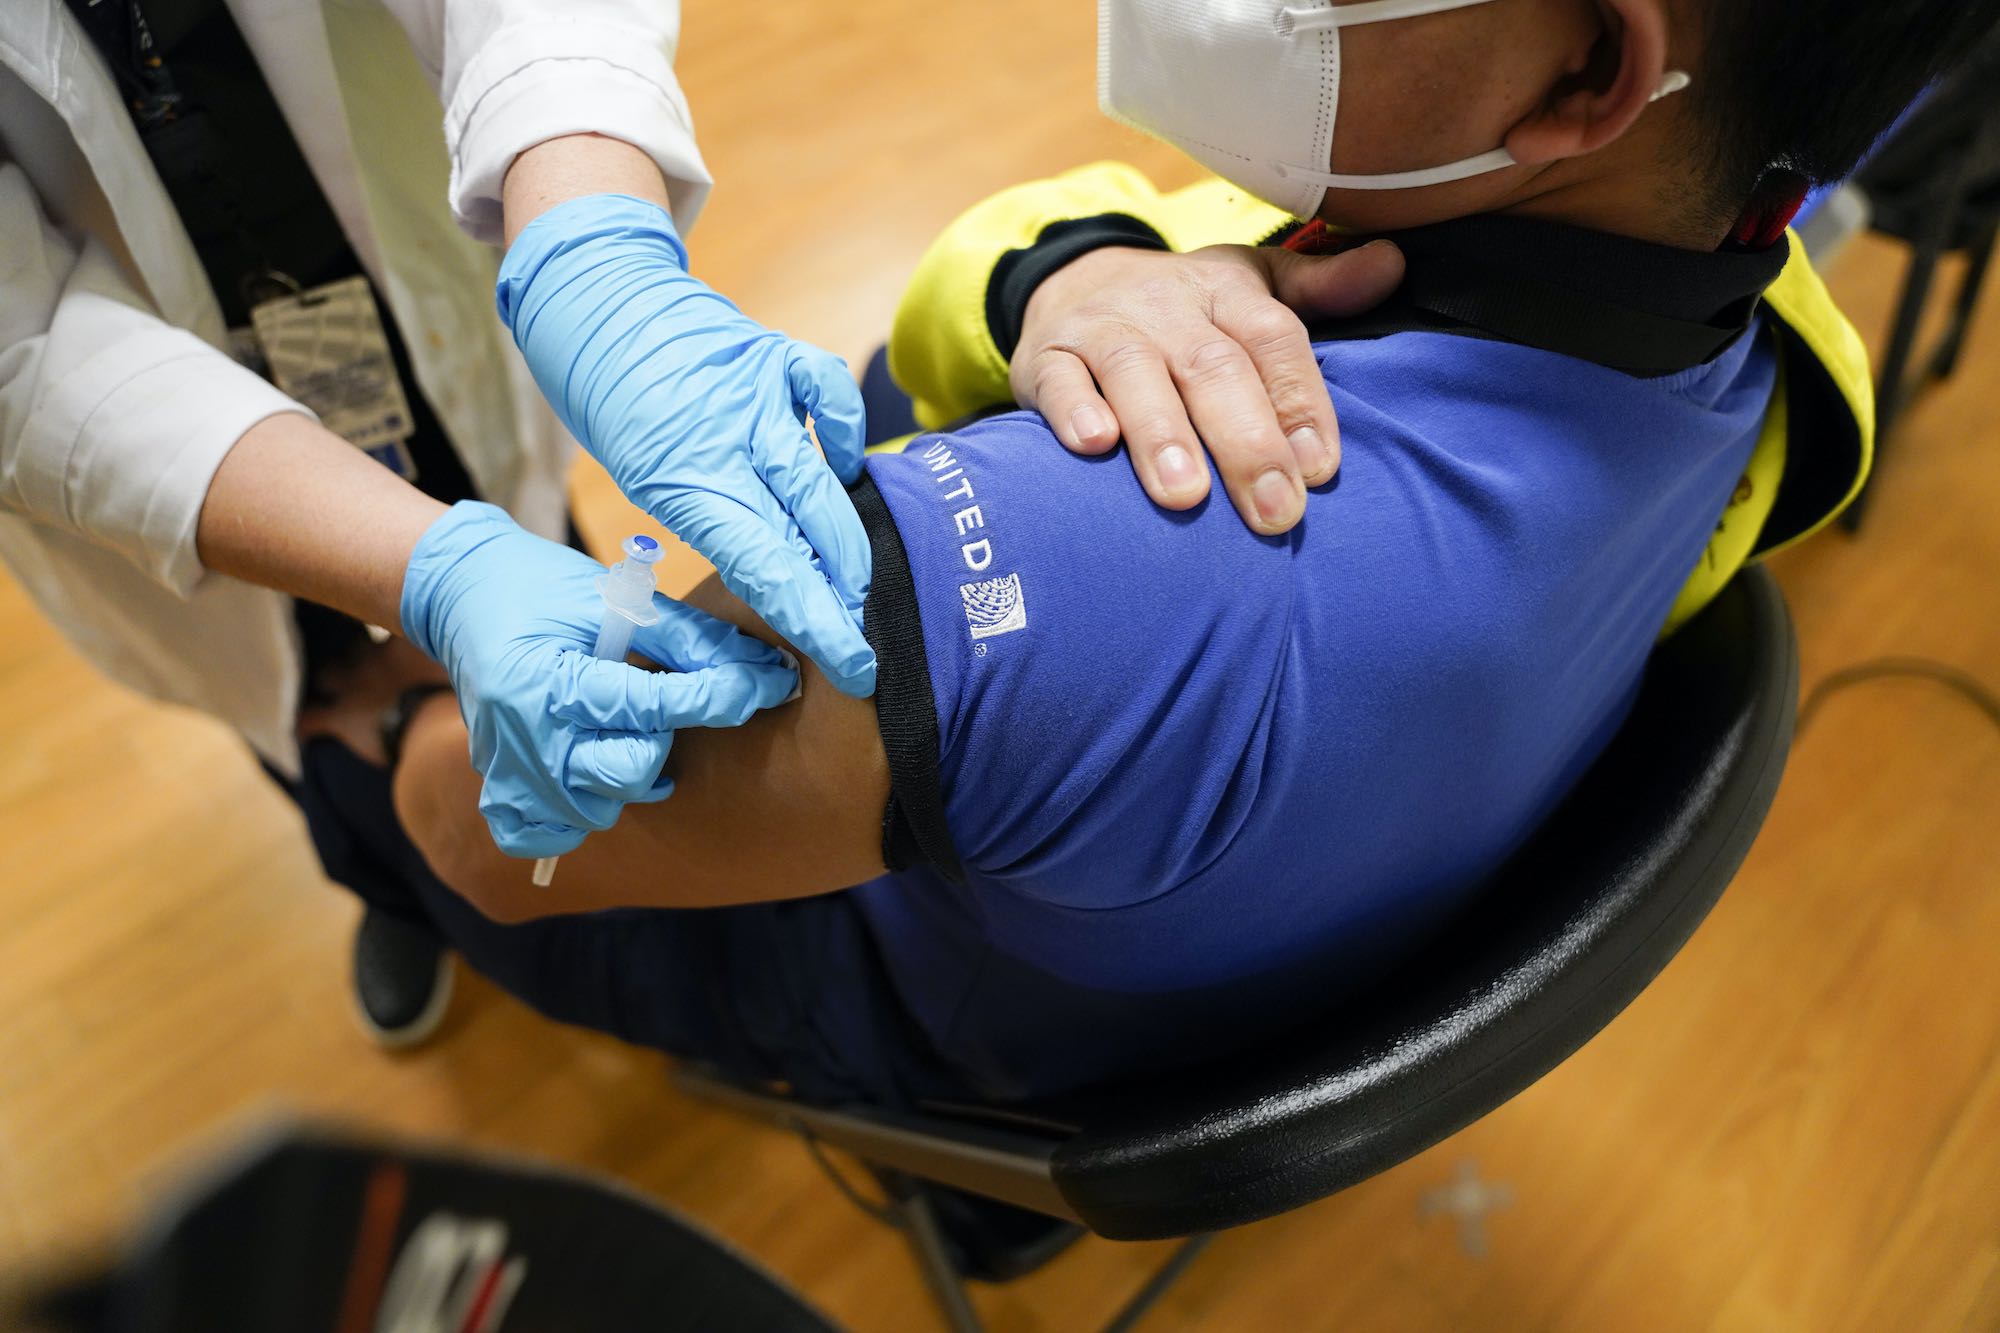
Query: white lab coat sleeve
380,0,713,245
0,164,306,597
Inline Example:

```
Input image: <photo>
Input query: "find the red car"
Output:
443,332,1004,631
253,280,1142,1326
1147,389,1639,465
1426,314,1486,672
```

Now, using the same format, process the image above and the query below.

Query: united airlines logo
960,573,1027,640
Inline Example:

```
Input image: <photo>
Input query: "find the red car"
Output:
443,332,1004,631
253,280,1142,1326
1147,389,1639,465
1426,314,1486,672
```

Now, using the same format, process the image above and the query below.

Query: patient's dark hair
1690,0,2000,205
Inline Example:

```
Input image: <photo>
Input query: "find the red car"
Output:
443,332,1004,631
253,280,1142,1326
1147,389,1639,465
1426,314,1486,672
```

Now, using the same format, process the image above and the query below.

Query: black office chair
679,565,1798,1332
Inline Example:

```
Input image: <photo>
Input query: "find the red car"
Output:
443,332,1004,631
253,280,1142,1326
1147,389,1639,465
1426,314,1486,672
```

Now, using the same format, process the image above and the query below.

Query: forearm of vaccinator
501,134,674,249
195,412,447,631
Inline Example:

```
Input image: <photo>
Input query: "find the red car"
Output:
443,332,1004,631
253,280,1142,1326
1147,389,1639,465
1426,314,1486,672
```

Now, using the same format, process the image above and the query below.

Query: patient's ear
1504,0,1674,167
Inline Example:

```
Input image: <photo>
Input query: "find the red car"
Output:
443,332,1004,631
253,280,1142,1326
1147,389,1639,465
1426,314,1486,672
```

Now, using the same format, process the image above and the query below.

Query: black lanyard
58,0,483,512
62,0,184,129
62,0,300,312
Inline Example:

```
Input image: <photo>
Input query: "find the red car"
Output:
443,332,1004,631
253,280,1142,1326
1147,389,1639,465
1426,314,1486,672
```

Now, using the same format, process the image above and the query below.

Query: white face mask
1099,0,1691,219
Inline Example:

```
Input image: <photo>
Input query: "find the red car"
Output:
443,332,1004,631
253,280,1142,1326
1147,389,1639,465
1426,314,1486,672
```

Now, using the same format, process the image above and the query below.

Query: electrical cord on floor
1797,656,2000,737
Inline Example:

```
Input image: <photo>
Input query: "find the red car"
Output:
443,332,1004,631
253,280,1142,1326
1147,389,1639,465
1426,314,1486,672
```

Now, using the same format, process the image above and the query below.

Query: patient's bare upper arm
394,574,891,922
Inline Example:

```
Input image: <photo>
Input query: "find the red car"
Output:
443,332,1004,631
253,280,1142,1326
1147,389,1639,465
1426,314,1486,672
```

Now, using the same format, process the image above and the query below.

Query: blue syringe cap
623,534,664,564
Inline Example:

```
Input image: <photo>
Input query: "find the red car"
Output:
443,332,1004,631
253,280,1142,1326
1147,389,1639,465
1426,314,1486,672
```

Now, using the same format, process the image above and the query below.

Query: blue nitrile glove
401,502,799,859
497,193,876,697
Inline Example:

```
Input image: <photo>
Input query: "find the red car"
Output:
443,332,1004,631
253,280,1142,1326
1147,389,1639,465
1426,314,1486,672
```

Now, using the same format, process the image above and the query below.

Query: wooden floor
3,2,1997,1328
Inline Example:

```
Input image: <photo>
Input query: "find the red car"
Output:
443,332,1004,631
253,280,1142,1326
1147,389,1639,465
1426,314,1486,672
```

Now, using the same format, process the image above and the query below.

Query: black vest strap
1305,214,1789,377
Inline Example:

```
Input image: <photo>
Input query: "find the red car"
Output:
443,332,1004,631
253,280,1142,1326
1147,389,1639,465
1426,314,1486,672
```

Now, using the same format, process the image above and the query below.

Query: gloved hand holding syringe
531,533,666,887
402,501,799,867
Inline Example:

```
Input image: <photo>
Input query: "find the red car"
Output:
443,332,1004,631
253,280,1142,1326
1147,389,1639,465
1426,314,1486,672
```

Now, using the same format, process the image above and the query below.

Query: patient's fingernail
1252,467,1302,529
1157,444,1201,494
1070,405,1113,445
1289,426,1331,482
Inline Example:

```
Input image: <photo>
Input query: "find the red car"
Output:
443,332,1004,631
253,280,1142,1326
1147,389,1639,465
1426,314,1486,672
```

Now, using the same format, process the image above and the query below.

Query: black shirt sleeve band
850,472,967,884
985,214,1171,360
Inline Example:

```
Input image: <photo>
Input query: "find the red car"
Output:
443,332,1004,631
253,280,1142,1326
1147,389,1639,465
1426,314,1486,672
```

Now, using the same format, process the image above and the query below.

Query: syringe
531,534,665,887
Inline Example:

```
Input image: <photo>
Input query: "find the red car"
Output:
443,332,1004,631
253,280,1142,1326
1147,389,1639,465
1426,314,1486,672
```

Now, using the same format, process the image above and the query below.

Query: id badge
250,275,419,480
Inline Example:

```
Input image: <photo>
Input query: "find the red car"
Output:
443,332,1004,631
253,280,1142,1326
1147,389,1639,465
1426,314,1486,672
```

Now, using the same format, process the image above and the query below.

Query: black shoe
351,909,453,1049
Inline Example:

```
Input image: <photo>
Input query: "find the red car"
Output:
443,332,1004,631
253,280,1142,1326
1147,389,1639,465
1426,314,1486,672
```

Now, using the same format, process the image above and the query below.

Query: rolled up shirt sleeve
0,166,304,596
387,0,712,244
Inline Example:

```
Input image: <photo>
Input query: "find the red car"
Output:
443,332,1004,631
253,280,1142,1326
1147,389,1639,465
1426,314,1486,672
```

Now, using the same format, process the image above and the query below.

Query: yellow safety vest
883,163,1875,634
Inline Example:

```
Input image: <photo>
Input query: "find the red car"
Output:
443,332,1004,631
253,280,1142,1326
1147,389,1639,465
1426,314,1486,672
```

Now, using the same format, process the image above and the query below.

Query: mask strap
1278,148,1522,191
1282,0,1503,34
1276,71,1692,192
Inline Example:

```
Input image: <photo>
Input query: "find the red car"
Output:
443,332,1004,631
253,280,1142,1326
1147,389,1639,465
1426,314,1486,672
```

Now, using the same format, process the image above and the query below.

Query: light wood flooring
2,1,1996,1328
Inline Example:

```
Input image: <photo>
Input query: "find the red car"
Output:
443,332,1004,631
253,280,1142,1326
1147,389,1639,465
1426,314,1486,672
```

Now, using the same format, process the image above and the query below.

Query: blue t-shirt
848,321,1776,1102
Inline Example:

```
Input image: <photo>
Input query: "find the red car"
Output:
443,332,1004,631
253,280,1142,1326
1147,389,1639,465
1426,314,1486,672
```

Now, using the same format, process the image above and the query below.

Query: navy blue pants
269,738,948,1106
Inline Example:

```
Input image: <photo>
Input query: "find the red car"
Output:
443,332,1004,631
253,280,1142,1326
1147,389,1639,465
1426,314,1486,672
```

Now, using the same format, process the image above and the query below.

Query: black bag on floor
10,1123,839,1333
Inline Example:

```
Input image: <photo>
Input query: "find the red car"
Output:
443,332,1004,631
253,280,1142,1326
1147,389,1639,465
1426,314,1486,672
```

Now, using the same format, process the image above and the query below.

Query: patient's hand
1012,240,1403,536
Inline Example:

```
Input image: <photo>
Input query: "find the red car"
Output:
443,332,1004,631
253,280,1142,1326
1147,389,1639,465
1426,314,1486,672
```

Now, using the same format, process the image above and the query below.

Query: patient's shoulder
856,327,1766,890
862,410,1300,891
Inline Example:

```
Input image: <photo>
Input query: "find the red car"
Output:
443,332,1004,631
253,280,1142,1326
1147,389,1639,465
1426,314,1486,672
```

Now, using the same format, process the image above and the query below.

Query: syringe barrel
592,612,638,663
535,533,662,890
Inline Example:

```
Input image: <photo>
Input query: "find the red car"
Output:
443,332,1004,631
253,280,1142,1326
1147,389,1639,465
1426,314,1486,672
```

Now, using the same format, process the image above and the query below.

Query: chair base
879,1169,1212,1333
669,1064,1215,1331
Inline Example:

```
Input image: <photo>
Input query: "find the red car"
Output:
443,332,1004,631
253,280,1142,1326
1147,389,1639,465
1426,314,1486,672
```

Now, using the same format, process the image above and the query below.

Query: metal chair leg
879,1171,989,1333
1097,1234,1215,1333
1927,224,1995,381
1844,215,1949,532
873,1164,1214,1333
1928,107,2000,383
